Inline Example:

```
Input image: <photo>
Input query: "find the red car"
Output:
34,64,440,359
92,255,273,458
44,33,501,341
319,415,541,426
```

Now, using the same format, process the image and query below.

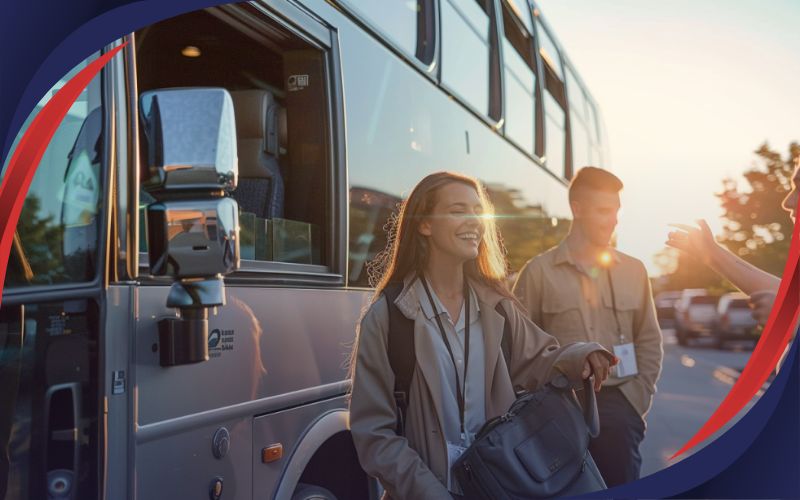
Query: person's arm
349,298,452,500
630,262,664,404
512,259,544,325
667,220,780,295
502,300,615,392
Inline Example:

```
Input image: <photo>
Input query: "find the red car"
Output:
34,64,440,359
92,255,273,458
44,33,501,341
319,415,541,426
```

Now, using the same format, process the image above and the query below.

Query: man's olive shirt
513,241,664,417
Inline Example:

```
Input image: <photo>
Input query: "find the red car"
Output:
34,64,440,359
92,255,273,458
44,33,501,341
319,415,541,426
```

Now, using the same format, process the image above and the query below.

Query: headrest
231,89,275,140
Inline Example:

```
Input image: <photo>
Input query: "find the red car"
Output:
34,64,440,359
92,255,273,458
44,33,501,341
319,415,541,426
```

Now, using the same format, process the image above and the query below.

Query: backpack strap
383,285,515,435
383,282,415,435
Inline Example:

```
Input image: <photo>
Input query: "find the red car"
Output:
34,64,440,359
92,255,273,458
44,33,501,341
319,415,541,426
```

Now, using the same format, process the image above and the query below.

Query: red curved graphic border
0,44,125,308
671,217,800,458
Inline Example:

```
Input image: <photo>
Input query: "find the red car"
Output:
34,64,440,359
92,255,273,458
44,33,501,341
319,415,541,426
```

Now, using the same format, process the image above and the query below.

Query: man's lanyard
421,277,470,439
606,266,625,344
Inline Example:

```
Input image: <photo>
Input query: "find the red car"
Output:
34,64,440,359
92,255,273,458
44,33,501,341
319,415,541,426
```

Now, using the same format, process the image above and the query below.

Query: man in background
513,167,663,486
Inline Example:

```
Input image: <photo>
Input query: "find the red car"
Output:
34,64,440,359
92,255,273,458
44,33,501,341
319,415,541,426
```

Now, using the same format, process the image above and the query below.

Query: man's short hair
568,167,623,202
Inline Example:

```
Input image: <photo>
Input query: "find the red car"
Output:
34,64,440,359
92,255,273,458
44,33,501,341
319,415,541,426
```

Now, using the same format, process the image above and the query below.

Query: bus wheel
292,483,338,500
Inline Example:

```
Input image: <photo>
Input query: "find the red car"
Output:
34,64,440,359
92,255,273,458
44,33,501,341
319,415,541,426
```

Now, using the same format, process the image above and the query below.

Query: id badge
446,441,467,491
613,342,638,378
446,441,467,469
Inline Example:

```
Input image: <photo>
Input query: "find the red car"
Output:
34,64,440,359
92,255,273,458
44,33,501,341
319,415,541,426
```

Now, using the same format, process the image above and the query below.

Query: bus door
129,2,370,498
0,52,110,500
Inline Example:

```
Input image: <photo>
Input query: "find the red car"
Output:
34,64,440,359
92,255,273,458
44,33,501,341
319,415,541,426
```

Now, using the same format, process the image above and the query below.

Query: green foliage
6,195,67,286
717,142,798,276
485,184,569,273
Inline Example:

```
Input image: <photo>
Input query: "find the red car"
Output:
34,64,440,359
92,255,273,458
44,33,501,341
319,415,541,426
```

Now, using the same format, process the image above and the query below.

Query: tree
6,195,67,286
658,142,797,292
716,142,798,276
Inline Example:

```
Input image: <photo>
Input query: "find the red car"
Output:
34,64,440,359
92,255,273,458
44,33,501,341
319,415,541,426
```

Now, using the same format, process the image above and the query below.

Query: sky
535,0,800,276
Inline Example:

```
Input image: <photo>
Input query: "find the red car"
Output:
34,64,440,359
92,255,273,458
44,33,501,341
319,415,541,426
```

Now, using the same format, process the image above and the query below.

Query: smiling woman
367,171,508,297
348,171,615,498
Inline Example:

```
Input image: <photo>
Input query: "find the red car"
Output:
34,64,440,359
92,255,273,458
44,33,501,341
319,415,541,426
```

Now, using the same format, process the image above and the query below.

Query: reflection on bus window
484,183,570,274
348,187,401,287
344,0,422,59
441,0,492,116
5,54,103,288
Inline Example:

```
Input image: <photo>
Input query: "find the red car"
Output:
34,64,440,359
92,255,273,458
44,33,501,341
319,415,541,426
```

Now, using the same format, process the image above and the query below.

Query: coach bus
1,0,608,498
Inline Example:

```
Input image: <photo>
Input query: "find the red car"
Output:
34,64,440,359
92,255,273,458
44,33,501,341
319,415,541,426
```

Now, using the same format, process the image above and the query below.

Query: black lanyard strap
421,277,470,437
606,267,624,342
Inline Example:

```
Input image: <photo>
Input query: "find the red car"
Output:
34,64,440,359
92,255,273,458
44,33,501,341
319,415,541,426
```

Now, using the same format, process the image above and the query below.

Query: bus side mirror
140,88,240,367
139,88,238,193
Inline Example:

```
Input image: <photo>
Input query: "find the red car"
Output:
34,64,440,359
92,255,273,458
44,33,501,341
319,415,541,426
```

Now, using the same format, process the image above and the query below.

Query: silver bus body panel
254,400,348,499
133,286,368,425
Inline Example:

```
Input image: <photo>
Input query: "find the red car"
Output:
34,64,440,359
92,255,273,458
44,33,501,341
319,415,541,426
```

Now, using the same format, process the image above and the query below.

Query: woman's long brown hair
368,171,514,302
347,172,515,385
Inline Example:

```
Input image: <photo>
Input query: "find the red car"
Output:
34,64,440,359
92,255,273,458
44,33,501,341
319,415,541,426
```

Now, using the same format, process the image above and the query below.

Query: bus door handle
44,382,80,500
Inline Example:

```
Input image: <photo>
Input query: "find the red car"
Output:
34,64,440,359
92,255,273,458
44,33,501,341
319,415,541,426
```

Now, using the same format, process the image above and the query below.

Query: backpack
382,282,512,435
381,283,606,497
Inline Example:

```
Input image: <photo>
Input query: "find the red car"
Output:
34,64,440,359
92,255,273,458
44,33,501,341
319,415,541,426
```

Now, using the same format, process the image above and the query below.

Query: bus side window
501,0,537,156
340,0,434,64
135,10,331,269
441,0,500,120
5,54,104,288
565,66,592,172
536,19,567,177
586,99,604,165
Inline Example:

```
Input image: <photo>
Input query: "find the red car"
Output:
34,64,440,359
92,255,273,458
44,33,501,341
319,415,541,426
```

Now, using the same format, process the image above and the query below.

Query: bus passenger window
441,0,494,117
537,20,563,80
586,100,604,165
501,0,536,155
565,66,592,170
543,92,566,175
342,0,432,63
536,19,567,176
136,9,331,268
5,54,104,288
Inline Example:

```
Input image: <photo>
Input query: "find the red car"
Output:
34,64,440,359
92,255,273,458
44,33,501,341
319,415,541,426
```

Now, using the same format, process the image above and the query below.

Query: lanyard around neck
606,266,625,343
421,277,470,438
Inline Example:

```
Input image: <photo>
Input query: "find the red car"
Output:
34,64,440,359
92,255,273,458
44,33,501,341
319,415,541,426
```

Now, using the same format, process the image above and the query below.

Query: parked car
713,292,760,349
674,289,707,339
654,290,682,325
676,293,720,346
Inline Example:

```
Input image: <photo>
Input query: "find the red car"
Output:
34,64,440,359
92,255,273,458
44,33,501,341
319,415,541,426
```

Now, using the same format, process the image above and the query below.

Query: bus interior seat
278,106,288,157
230,89,285,219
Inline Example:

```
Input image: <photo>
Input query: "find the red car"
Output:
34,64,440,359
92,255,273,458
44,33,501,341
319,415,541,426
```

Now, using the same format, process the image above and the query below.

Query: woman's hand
666,220,719,265
582,351,618,391
749,289,777,326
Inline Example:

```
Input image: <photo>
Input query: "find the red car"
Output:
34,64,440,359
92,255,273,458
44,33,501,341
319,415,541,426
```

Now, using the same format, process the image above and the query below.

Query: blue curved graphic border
1,1,798,497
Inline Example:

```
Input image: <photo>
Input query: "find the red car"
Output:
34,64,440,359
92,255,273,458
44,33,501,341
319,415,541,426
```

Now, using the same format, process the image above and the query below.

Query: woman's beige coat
349,276,611,499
